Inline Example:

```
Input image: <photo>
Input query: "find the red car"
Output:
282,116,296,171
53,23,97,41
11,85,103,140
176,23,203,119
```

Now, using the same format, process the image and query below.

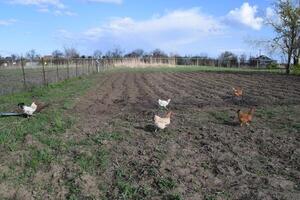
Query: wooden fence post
88,59,90,74
56,59,59,82
42,58,47,85
21,57,26,89
75,58,78,77
67,59,70,79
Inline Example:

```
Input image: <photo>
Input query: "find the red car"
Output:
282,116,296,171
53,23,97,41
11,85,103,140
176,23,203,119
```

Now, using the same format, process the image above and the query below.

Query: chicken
18,102,37,116
158,99,171,109
34,101,50,113
232,87,243,97
154,111,173,131
237,107,255,126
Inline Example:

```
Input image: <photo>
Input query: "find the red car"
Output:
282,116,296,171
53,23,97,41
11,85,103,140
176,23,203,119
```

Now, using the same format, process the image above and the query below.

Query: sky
0,0,277,58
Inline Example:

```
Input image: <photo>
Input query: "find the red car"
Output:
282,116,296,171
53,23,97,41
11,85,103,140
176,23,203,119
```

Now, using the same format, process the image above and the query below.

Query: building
256,55,277,68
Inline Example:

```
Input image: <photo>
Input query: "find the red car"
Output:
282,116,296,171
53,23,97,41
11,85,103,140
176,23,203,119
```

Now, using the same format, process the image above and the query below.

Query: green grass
256,105,300,133
0,76,97,150
75,147,109,174
157,177,177,192
163,194,182,200
209,110,232,124
0,73,100,186
115,168,150,199
25,147,55,171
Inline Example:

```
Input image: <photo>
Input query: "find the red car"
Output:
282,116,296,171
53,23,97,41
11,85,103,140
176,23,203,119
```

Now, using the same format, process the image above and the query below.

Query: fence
0,58,104,95
0,57,281,95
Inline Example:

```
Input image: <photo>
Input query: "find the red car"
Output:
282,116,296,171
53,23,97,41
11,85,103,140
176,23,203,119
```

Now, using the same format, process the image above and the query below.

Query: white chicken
158,99,171,109
154,111,173,131
18,102,37,116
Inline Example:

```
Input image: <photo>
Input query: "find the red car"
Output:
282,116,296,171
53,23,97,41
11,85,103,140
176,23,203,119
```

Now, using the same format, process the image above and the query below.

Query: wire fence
0,58,104,95
0,57,283,96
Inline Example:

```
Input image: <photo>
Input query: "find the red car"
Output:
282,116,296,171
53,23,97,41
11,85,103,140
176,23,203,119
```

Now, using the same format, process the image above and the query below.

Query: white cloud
37,7,50,13
53,10,77,16
0,19,17,26
9,0,77,16
55,8,226,52
85,0,122,4
9,0,65,9
227,2,263,30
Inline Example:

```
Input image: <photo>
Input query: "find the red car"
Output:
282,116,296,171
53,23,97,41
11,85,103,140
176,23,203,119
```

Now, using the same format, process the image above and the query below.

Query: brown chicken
154,111,173,131
34,101,50,113
237,107,255,126
232,87,243,97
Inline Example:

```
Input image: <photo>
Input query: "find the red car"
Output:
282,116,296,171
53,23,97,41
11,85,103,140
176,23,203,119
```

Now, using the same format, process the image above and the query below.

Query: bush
267,63,278,69
292,64,300,75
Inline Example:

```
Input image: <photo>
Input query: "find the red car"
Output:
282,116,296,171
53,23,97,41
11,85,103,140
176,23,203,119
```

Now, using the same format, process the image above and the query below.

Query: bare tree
218,51,238,67
266,0,300,74
52,50,64,58
64,47,80,58
239,54,247,66
10,54,19,61
124,49,144,58
26,49,39,61
105,47,123,58
151,49,168,58
93,50,102,59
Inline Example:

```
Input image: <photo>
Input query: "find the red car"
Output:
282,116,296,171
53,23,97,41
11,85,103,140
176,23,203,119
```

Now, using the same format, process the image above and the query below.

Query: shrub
292,64,300,75
267,63,278,69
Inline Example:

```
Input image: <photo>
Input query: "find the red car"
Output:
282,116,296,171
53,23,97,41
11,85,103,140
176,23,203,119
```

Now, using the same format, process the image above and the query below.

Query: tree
26,49,39,61
151,49,168,58
93,50,102,59
218,51,238,67
52,50,64,58
249,56,258,67
239,54,247,66
64,47,80,58
124,49,144,58
105,47,123,58
266,0,300,74
10,54,18,61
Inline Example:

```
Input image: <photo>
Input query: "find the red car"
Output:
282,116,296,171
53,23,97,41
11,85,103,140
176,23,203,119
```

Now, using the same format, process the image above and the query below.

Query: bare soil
69,72,300,199
3,71,299,200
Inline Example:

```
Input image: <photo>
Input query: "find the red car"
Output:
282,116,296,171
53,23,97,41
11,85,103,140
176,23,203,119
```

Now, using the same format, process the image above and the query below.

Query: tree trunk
286,53,292,74
297,48,300,65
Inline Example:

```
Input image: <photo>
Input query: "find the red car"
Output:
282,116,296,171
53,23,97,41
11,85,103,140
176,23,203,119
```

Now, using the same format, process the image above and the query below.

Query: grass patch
114,168,150,199
256,105,300,133
0,75,97,151
75,147,109,174
25,147,55,171
157,177,177,192
163,194,182,200
204,191,231,200
92,131,123,144
0,74,100,186
209,110,232,124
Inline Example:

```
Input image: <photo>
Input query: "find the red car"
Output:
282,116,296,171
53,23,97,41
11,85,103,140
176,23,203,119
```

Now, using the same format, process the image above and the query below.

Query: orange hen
237,107,255,126
232,87,243,97
154,111,173,131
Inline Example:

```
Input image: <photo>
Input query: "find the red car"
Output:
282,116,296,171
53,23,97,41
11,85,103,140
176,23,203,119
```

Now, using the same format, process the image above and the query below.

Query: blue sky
0,0,276,58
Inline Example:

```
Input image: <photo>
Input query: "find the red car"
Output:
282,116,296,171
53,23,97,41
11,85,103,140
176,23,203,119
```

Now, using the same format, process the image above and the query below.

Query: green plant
163,194,182,200
292,64,300,75
25,148,55,171
209,111,231,123
266,62,278,69
157,177,176,192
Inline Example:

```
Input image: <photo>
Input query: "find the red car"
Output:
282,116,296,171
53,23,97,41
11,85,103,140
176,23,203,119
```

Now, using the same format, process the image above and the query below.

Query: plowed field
69,71,300,199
